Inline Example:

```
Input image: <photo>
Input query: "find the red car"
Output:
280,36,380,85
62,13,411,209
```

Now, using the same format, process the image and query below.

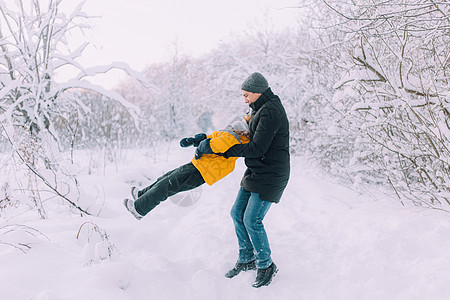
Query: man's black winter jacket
225,88,290,203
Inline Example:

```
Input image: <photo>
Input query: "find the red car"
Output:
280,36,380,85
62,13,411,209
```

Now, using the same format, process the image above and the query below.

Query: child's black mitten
180,133,207,148
193,133,207,146
195,138,213,159
180,137,195,147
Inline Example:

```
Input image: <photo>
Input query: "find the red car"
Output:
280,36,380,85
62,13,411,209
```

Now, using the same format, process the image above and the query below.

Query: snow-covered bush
327,0,450,206
0,0,146,217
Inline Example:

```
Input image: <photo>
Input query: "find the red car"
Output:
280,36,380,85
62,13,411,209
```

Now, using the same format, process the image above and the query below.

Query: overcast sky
60,0,301,88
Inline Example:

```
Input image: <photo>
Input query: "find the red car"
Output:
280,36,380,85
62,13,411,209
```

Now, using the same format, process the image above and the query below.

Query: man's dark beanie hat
241,72,269,93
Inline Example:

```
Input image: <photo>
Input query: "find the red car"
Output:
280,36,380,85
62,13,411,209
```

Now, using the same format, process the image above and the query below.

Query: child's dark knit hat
241,72,269,93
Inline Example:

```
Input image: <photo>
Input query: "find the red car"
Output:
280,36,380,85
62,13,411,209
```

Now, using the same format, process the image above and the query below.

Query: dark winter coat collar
249,87,274,113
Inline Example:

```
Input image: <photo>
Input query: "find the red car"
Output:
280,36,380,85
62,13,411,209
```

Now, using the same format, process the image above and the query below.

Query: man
197,72,290,288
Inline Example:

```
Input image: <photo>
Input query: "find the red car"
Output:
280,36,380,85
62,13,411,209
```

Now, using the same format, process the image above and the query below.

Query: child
124,118,250,220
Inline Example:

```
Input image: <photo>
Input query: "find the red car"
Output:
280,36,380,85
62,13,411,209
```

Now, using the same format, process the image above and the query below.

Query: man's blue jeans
230,187,272,269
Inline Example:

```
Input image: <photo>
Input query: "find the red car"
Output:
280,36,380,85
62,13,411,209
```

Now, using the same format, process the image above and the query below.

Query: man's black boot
252,262,278,288
225,260,256,278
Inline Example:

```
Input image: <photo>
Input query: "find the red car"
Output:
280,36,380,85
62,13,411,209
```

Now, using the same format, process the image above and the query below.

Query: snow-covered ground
2,146,450,300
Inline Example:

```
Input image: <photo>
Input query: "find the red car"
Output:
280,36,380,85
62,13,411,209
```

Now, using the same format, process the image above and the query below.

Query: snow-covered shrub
327,0,450,206
76,221,118,264
0,0,145,217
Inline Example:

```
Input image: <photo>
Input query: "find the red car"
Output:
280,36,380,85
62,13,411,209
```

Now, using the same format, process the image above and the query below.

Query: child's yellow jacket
191,131,250,186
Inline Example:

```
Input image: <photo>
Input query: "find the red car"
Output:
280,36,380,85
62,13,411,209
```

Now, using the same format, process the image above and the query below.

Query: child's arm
180,133,207,147
195,131,247,159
